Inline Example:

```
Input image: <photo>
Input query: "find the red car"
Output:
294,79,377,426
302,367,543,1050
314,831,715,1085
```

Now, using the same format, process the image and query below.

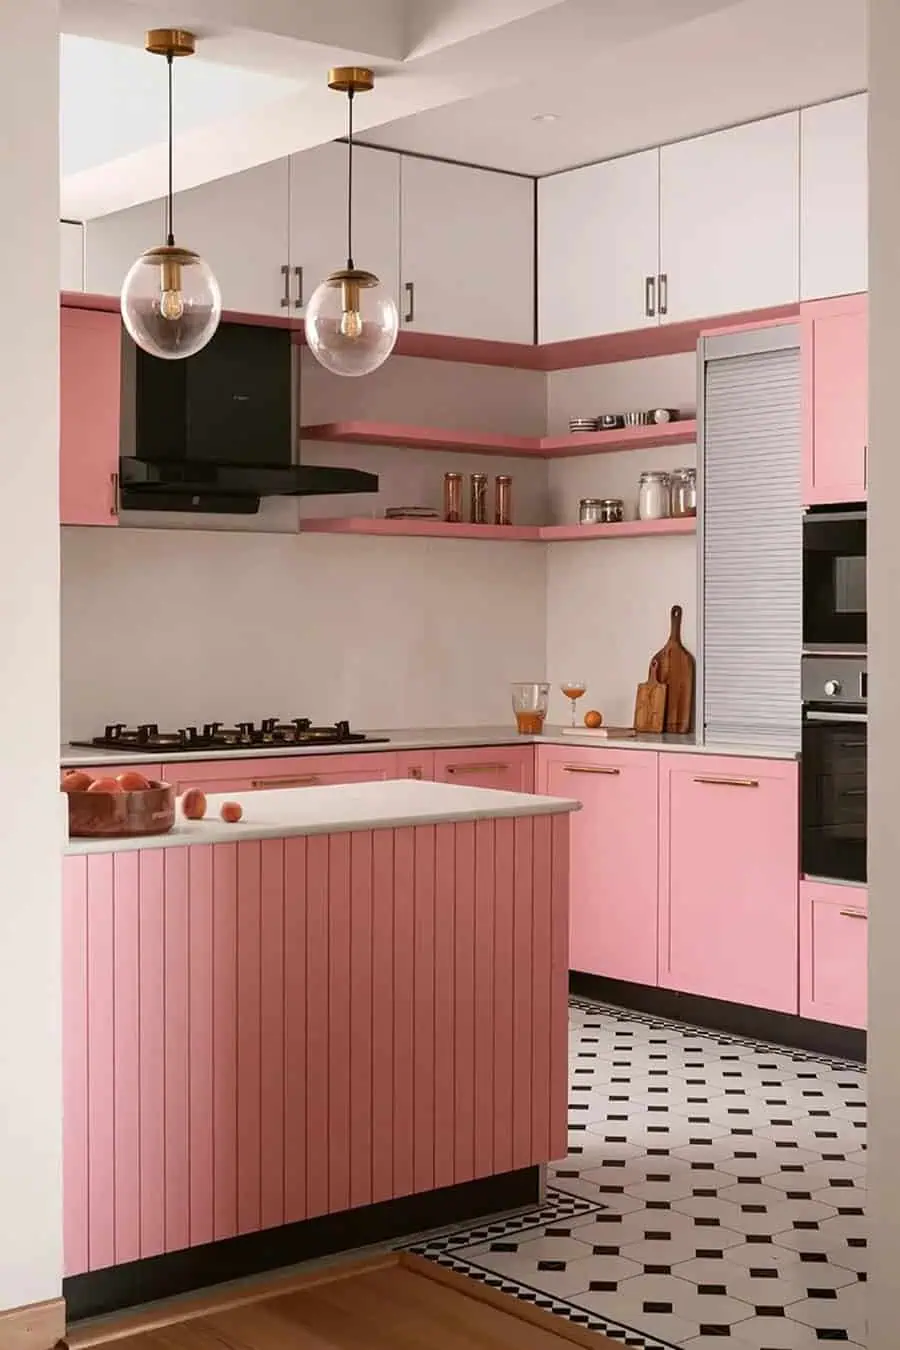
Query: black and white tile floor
410,997,867,1348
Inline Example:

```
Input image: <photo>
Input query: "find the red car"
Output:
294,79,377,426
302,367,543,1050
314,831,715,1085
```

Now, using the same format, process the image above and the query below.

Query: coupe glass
511,682,550,735
560,680,587,727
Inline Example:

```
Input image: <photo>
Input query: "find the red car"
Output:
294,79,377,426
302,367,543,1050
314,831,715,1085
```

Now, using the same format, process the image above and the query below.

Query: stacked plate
569,417,597,433
384,506,441,520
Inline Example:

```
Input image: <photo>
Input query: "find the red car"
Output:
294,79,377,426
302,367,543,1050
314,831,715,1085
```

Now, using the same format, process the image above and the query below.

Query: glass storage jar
638,470,671,520
669,466,697,517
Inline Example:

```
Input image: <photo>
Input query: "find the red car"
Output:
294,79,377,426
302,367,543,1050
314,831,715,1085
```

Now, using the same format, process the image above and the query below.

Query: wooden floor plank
68,1252,622,1350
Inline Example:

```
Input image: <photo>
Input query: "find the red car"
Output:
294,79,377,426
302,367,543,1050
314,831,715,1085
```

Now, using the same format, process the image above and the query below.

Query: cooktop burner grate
71,719,389,753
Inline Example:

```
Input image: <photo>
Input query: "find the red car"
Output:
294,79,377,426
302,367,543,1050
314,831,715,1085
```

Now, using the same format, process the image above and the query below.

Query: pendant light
305,68,399,377
120,30,222,361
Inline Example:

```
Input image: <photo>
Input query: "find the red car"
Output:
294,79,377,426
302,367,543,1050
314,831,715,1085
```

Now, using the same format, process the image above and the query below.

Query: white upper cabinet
538,150,660,343
85,158,291,317
290,142,400,316
659,113,800,323
400,156,534,343
60,220,84,291
801,94,868,301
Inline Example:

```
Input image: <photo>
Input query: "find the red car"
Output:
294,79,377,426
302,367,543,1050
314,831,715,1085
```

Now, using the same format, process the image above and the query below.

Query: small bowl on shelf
597,414,624,429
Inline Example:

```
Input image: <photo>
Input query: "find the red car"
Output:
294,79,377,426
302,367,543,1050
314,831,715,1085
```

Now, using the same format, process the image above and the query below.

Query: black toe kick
64,1166,540,1323
570,972,866,1063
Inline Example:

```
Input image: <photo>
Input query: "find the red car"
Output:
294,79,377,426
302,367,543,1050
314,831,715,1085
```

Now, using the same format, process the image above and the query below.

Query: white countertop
61,725,799,767
64,779,580,856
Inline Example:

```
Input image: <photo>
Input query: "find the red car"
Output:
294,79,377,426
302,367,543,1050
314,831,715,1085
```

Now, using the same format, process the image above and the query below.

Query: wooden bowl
66,781,176,838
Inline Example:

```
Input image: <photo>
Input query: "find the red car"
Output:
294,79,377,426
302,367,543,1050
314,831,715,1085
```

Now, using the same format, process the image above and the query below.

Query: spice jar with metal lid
579,498,624,524
494,474,513,526
637,470,671,521
669,466,697,518
469,472,488,524
443,472,462,523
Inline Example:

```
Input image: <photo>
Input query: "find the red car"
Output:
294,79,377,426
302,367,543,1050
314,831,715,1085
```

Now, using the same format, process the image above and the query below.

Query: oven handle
802,508,867,524
805,710,868,724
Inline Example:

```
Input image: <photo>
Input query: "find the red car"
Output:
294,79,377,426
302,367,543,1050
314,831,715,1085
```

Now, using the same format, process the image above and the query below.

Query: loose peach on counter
583,709,604,728
220,801,243,823
181,789,207,821
61,770,93,792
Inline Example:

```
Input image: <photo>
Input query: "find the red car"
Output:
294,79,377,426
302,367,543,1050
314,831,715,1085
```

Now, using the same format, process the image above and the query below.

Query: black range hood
121,321,378,514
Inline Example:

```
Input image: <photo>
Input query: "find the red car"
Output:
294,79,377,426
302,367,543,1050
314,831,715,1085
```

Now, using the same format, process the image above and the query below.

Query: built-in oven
803,508,866,651
801,653,867,884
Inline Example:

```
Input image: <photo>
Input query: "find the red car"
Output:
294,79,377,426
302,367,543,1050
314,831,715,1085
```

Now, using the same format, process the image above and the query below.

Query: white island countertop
64,778,580,856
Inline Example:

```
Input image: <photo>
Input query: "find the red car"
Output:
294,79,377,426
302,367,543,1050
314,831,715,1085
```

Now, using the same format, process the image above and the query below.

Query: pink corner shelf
300,517,697,542
300,419,697,459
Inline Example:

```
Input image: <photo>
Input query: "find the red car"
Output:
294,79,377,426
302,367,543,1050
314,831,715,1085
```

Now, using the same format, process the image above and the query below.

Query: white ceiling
60,0,866,220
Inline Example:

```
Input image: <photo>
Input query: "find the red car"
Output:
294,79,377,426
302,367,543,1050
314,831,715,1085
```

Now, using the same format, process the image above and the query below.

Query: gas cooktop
71,719,388,754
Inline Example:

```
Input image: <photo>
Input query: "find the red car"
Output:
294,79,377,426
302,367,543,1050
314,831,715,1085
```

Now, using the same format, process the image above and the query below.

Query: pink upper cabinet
539,745,659,986
433,745,534,793
800,880,867,1029
60,306,122,527
658,753,800,1014
802,294,867,506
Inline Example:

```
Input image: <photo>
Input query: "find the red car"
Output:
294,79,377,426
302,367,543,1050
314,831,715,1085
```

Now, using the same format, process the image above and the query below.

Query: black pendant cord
166,51,175,247
346,88,355,271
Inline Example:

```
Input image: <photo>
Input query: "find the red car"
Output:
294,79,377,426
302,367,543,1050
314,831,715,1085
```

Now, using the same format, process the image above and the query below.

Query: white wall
545,354,698,726
61,527,547,737
0,0,62,1314
863,1,895,1343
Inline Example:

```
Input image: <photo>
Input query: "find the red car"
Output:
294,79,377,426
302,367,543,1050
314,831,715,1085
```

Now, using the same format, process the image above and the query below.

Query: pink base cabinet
62,813,569,1277
800,879,867,1029
538,744,659,986
433,745,534,792
658,753,800,1014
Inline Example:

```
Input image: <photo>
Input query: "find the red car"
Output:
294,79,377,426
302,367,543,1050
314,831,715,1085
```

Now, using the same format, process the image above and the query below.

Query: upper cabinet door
60,221,85,291
802,294,868,506
801,94,868,301
400,157,534,343
538,150,660,343
60,308,121,527
659,113,800,324
85,159,291,318
290,142,400,317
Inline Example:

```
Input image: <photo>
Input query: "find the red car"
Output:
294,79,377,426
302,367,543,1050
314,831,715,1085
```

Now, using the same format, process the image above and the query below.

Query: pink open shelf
300,419,697,459
300,517,697,542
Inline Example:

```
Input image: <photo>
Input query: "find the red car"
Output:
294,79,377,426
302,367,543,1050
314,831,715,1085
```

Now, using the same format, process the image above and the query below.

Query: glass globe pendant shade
121,245,222,361
304,268,399,377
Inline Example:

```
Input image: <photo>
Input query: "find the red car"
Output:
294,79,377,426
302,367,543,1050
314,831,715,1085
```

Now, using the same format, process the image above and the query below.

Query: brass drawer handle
563,764,620,775
110,471,119,517
840,909,867,920
694,775,759,788
446,763,506,774
250,774,320,788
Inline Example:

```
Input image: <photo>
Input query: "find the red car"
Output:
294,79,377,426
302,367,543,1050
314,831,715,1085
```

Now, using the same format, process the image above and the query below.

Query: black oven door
803,509,867,648
801,707,867,883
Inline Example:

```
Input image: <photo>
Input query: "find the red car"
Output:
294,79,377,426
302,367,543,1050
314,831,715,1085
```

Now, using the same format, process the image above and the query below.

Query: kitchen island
62,780,577,1319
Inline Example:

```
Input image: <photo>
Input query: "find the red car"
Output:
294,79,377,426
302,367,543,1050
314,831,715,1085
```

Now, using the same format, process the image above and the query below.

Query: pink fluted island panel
62,815,569,1275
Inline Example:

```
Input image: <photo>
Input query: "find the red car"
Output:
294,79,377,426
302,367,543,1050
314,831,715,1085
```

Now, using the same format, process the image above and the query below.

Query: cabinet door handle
446,762,506,774
564,764,620,775
644,275,656,318
404,280,415,324
693,775,759,788
294,265,304,309
110,471,119,518
864,444,868,487
840,909,867,920
407,767,423,780
280,263,291,308
250,774,320,788
658,272,668,316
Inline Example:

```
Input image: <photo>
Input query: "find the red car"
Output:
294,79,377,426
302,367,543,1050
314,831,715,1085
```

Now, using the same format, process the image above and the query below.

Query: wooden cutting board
634,658,668,733
650,603,695,734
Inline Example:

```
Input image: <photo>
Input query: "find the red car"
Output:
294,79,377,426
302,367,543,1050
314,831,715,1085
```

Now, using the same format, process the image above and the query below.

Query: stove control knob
824,679,842,697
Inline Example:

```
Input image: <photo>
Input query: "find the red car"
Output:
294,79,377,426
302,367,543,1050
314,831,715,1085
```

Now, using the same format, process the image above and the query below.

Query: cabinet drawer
165,752,397,797
433,746,534,793
800,879,867,1029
